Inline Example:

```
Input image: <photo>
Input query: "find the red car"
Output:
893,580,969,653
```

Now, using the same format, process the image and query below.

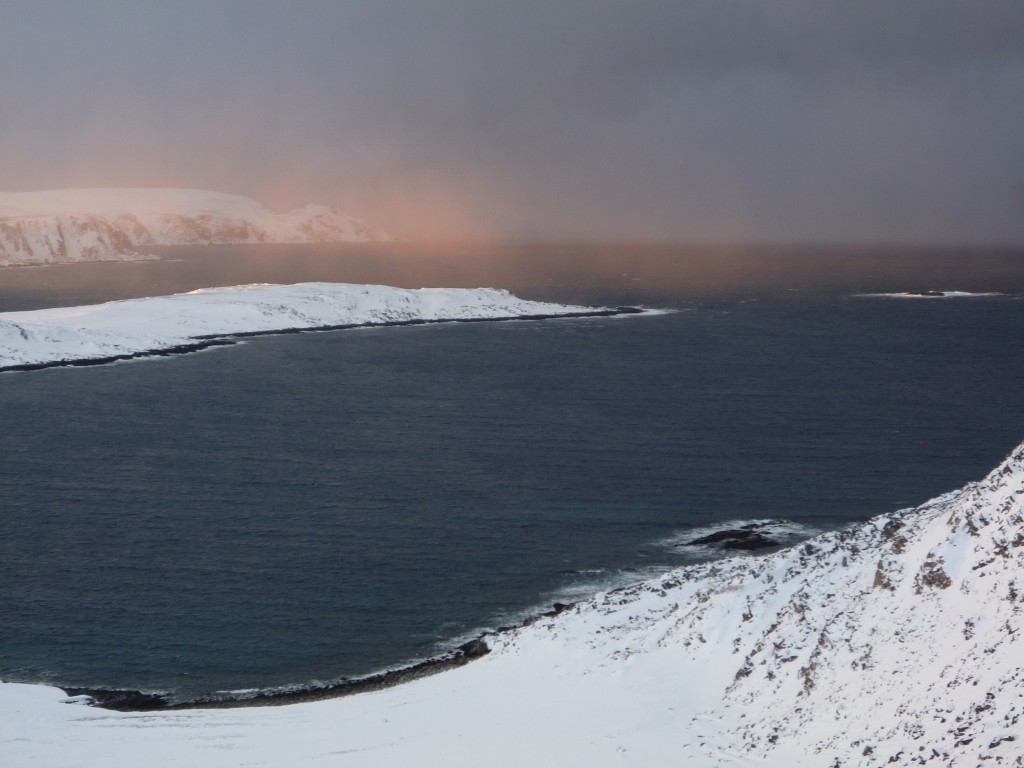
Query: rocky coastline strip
61,604,576,712
0,306,646,374
0,340,239,373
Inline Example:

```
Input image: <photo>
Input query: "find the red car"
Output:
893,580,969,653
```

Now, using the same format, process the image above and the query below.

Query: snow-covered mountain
1,439,1021,766
0,282,626,370
0,188,390,266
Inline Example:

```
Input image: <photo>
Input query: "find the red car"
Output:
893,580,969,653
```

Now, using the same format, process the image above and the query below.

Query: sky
1,1,1022,243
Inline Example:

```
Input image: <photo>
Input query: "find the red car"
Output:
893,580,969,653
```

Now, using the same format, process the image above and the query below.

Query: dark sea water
1,243,1022,700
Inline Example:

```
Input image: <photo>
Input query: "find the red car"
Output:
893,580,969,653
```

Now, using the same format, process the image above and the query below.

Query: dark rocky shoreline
61,602,580,712
0,306,645,374
0,340,238,373
63,637,494,712
190,306,646,341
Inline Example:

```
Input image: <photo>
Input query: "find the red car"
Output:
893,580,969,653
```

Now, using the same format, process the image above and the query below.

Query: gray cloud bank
1,1,1022,243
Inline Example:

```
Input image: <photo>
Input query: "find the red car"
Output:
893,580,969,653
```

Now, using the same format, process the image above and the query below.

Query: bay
0,243,1021,700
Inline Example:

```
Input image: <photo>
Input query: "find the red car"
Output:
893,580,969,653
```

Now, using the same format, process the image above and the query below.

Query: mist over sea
1,243,1022,700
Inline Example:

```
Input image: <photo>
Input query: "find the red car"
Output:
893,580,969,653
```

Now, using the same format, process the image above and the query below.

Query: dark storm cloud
1,1,1022,242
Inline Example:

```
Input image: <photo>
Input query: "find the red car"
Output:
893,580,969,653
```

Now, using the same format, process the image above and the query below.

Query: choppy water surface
0,244,1022,699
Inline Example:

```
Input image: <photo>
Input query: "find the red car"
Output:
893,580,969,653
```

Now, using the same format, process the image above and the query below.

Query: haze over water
1,242,1021,311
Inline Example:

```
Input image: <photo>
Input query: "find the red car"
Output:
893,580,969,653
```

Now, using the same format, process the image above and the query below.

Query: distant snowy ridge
0,282,618,370
1,442,1021,766
0,188,390,265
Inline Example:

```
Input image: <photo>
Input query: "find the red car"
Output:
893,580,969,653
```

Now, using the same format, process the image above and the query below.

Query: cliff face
491,441,1024,765
0,189,390,265
0,214,143,265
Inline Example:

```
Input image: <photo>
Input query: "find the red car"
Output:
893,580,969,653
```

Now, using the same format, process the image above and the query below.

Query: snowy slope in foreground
0,282,610,369
0,188,389,265
2,444,1022,766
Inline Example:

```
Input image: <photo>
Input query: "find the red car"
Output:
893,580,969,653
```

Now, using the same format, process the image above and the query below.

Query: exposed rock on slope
0,189,390,265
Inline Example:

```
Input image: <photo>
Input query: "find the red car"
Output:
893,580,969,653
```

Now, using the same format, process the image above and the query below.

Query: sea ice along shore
0,282,644,371
0,188,391,266
1,437,1022,766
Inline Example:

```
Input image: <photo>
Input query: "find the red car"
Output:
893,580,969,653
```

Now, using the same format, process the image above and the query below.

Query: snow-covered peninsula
2,435,1022,766
0,282,633,370
0,188,390,266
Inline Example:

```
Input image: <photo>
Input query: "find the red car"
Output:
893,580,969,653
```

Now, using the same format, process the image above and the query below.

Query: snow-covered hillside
0,282,624,370
1,437,1021,766
507,442,1024,766
0,188,390,265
